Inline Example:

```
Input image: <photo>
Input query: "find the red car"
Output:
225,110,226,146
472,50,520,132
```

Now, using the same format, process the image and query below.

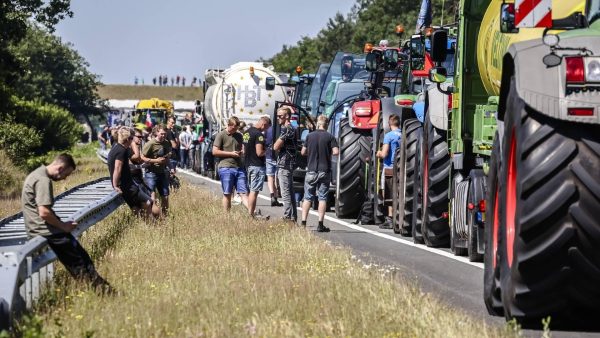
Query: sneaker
232,194,242,205
271,197,283,207
379,217,393,229
316,225,331,232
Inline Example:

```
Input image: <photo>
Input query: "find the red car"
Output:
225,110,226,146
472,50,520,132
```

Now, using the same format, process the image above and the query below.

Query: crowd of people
19,108,401,294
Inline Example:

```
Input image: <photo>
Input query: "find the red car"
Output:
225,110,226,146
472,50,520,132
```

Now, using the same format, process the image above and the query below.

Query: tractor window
442,52,456,77
137,110,166,126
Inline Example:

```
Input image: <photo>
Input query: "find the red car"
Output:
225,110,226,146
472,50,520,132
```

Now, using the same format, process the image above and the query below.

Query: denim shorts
247,165,266,192
218,167,248,195
304,171,330,201
266,159,277,176
145,171,170,197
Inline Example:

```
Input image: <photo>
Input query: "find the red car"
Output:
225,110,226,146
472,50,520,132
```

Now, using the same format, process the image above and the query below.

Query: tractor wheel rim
506,128,517,268
492,185,499,268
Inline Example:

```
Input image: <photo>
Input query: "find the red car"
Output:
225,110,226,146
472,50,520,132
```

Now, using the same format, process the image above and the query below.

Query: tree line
264,0,459,74
0,0,101,170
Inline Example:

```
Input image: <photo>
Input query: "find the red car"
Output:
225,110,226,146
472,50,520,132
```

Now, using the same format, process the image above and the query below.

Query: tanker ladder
0,178,123,331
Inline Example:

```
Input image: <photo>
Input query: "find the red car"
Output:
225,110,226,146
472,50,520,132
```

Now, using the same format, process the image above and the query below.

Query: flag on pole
416,0,432,33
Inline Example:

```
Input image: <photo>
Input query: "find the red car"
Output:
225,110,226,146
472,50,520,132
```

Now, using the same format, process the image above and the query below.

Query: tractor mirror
430,30,448,63
341,55,354,82
365,53,379,72
429,67,447,83
410,34,425,59
384,49,399,70
265,77,276,90
500,3,519,33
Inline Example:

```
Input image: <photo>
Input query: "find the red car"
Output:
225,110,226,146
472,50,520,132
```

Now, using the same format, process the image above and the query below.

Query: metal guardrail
0,178,123,331
96,149,108,164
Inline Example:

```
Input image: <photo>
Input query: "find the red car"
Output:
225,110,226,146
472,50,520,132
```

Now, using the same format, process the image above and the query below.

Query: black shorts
122,183,151,209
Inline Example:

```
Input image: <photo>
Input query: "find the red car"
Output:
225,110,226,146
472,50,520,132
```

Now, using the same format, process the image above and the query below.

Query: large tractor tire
498,77,600,329
335,118,372,218
392,147,403,233
483,132,504,316
421,115,451,247
393,118,422,235
411,126,425,244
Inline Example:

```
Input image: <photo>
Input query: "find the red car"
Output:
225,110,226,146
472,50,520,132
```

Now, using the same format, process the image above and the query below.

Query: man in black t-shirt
300,115,339,232
166,117,180,169
108,127,152,216
243,116,271,218
274,107,298,221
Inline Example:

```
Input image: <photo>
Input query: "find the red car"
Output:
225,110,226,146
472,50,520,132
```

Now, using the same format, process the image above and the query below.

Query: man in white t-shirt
179,125,193,169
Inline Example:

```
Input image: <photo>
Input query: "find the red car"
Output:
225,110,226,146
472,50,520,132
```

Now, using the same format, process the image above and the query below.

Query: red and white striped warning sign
515,0,553,28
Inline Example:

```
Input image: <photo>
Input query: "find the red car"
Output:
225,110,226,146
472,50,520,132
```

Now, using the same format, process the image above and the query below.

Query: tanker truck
417,0,600,327
201,62,288,176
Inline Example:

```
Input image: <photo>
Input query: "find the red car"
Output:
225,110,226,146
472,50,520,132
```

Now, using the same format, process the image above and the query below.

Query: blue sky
55,0,355,85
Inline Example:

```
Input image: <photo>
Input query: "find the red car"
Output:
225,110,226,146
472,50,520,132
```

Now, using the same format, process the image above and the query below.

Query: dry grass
31,182,515,338
97,84,204,101
0,146,108,219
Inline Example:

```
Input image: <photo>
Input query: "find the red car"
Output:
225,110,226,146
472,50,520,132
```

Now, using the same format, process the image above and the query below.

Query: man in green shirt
21,153,112,292
142,124,172,214
212,116,249,211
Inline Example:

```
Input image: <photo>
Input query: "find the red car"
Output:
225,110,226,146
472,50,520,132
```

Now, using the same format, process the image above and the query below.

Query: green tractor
419,0,600,327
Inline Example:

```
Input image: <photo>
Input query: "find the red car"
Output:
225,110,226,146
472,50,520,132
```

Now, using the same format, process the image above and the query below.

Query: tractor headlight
585,58,600,83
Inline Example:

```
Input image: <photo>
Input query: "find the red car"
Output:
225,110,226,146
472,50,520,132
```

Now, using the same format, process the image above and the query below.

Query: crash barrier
0,178,123,330
96,149,109,164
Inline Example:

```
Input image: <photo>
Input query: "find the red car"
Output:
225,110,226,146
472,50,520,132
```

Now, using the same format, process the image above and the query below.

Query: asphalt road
178,169,600,338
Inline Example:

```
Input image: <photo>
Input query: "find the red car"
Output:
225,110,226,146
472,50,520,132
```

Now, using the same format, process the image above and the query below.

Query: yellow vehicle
134,98,174,130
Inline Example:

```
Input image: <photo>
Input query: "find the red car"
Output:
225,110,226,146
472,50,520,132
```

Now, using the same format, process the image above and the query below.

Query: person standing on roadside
243,116,271,218
273,106,297,222
166,117,180,170
21,154,113,293
376,114,402,229
107,127,154,217
179,125,193,169
212,116,249,212
142,124,172,215
300,115,339,232
264,121,282,207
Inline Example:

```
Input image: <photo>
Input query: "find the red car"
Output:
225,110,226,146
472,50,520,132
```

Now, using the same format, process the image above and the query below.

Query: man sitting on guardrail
108,127,154,218
21,153,113,293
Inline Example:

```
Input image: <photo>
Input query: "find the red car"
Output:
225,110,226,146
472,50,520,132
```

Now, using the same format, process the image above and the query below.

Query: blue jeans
304,171,330,201
218,167,248,195
145,171,170,197
247,166,266,192
179,148,189,168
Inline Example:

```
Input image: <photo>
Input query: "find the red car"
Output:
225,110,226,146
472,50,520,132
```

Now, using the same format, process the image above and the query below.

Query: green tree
10,25,103,125
0,0,72,106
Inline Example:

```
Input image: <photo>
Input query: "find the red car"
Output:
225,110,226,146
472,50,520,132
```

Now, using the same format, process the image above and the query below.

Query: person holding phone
212,116,249,212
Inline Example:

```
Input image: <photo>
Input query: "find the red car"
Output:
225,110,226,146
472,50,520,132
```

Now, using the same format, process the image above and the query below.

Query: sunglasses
277,115,286,118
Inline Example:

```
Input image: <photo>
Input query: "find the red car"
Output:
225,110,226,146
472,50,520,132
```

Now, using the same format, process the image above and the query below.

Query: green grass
97,84,204,101
24,182,517,338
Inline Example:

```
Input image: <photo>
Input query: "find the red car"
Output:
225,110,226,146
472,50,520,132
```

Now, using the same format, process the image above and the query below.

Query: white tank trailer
203,62,287,132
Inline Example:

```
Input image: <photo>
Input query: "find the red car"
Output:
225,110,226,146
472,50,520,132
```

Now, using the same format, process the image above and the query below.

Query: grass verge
27,182,515,337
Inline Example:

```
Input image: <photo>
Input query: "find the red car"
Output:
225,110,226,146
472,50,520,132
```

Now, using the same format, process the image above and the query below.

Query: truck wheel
393,118,421,236
335,118,372,218
484,132,504,316
450,175,468,256
467,170,485,262
421,115,450,247
411,126,425,244
499,78,600,328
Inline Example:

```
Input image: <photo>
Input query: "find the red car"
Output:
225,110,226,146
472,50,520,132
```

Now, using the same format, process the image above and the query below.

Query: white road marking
179,169,484,269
